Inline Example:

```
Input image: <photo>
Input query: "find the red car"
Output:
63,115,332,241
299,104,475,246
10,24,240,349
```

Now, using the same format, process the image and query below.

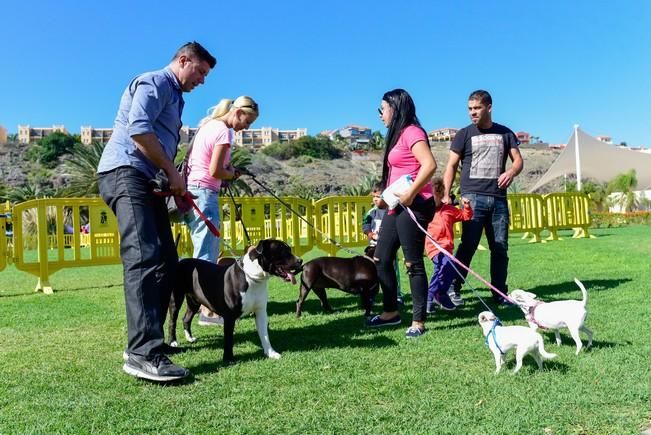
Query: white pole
574,124,582,191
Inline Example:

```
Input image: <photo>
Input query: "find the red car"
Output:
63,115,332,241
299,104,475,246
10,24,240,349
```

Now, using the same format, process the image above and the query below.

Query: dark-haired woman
366,89,437,338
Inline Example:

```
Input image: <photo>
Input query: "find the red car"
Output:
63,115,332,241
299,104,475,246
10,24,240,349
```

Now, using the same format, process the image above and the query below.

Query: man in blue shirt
97,41,216,382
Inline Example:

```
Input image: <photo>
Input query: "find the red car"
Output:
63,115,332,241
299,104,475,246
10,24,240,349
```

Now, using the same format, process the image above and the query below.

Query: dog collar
485,319,505,355
526,302,547,329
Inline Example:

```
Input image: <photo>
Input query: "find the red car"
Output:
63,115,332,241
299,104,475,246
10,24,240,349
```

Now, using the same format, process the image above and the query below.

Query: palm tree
371,131,384,150
507,181,521,194
607,170,638,212
62,141,105,197
344,174,379,196
581,180,608,212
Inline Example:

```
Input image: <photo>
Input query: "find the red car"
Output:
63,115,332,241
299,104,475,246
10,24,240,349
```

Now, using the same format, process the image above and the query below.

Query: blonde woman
185,97,259,324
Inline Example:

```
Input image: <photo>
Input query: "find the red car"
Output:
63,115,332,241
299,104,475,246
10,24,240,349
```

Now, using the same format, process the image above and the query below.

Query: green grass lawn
1,226,650,433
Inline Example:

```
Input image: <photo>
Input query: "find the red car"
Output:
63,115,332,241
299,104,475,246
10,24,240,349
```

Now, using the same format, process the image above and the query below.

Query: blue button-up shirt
98,67,185,178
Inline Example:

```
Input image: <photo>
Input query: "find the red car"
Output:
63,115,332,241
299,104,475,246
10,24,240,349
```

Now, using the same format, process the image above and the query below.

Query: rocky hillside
244,143,563,196
0,140,563,197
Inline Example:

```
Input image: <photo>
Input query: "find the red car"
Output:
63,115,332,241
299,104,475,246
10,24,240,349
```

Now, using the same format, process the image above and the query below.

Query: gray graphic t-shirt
450,123,519,198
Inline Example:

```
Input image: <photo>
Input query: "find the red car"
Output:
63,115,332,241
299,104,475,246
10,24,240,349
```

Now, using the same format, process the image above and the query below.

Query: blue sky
1,0,649,146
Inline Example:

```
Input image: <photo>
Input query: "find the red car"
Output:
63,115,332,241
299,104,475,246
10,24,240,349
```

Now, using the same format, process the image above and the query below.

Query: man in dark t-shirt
442,90,524,306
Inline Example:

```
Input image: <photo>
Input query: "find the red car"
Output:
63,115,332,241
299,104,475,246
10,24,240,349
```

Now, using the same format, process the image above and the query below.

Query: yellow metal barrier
0,214,6,272
507,193,547,243
313,196,372,256
3,192,597,293
221,196,314,256
12,198,121,293
172,196,316,258
543,192,593,240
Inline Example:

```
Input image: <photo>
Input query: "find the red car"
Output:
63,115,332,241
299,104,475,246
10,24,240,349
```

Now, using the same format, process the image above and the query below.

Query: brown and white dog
296,251,379,317
478,311,557,374
509,278,593,355
168,239,303,362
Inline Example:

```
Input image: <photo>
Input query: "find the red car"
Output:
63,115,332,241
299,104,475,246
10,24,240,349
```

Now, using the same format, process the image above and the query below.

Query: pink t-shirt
387,125,433,199
187,120,233,191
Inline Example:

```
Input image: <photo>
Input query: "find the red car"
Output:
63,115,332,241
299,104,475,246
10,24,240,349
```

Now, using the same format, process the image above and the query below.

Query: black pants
374,197,435,322
98,166,178,358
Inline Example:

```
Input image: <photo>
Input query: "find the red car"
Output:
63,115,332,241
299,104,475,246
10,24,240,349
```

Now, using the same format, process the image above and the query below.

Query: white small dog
478,311,557,374
510,278,593,355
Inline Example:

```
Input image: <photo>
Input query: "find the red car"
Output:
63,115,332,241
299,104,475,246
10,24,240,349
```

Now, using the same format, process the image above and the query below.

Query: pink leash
401,204,516,305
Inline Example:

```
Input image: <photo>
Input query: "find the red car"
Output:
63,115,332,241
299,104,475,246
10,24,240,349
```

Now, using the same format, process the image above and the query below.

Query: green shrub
262,135,342,160
591,211,651,228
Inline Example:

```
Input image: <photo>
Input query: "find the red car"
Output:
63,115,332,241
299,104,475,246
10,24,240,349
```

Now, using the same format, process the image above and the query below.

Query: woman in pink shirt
366,89,437,338
185,96,258,325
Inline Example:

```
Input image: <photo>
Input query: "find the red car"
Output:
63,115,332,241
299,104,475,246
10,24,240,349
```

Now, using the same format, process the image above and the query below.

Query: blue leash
484,319,505,355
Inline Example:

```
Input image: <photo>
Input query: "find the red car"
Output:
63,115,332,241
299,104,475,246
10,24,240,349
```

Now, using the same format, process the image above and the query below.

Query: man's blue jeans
453,193,510,299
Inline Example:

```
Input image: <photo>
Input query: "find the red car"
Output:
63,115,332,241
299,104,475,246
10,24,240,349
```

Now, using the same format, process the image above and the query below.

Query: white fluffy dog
509,278,593,355
478,311,557,374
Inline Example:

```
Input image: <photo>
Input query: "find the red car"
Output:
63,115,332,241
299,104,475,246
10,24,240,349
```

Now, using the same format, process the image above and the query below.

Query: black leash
224,183,252,251
244,174,362,256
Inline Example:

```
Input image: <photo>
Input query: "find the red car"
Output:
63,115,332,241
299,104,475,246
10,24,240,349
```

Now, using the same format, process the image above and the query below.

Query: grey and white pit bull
168,239,302,362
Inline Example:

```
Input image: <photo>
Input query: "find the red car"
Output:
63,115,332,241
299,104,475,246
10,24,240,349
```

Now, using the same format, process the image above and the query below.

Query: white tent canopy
530,127,651,192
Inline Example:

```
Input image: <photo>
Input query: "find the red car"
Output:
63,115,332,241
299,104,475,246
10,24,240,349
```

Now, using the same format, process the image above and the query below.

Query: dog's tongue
288,272,296,285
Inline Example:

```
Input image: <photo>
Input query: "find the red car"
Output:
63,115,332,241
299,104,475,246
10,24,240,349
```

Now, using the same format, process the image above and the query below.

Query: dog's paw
170,340,179,348
267,350,281,359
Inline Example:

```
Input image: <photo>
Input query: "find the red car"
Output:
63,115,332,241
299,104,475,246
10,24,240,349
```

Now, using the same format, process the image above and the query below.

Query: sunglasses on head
238,104,258,112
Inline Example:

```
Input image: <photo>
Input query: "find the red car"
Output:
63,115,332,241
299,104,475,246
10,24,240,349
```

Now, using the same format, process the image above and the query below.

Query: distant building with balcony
516,131,531,145
234,127,307,148
322,125,372,149
0,125,7,145
18,125,68,144
428,128,458,143
80,126,113,145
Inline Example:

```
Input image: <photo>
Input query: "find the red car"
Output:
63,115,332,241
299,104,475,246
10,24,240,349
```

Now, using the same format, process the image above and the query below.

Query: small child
362,182,403,304
425,178,473,313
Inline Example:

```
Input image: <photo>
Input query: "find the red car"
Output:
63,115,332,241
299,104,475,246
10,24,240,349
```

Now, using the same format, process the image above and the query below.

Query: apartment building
516,131,531,145
80,126,113,145
234,127,307,148
428,127,458,142
15,123,307,148
321,125,372,148
18,125,68,144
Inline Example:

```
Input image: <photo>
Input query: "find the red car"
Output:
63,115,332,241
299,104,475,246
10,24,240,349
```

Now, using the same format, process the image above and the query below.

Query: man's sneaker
366,314,401,328
123,354,190,382
405,326,425,338
397,293,404,306
433,291,457,311
123,343,182,361
198,313,224,326
426,300,436,314
448,289,464,306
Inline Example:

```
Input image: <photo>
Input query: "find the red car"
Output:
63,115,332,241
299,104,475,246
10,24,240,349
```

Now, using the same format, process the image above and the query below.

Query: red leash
154,190,221,238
